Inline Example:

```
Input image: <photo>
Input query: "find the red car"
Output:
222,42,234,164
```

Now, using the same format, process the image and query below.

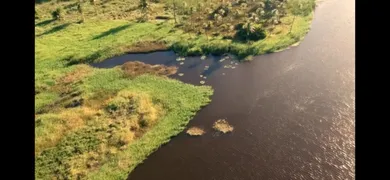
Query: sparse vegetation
35,0,316,178
121,61,177,77
186,127,205,136
35,10,213,180
213,119,234,133
51,7,64,21
36,0,315,59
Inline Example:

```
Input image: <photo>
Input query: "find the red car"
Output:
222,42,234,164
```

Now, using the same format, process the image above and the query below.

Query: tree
287,0,315,33
77,1,85,23
139,0,148,21
203,21,213,41
52,7,64,21
236,22,266,42
172,0,178,24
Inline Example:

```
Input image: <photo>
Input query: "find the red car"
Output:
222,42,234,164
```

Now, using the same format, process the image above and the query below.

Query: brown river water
92,0,355,179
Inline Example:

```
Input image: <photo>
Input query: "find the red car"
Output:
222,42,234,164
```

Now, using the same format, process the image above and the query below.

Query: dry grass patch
121,61,177,77
213,119,234,133
58,65,93,85
186,127,205,136
35,107,98,155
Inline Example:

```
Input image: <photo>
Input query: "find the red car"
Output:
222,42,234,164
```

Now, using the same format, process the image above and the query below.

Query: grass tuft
213,119,234,133
186,127,205,136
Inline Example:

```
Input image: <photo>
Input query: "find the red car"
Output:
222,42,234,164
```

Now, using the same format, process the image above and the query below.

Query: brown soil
121,61,177,77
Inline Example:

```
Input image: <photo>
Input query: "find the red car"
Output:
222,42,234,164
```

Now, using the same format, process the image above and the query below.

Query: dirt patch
119,41,168,53
121,61,177,78
213,119,234,133
186,127,205,136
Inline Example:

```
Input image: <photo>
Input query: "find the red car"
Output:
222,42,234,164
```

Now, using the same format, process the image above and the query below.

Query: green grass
35,69,212,179
35,0,315,179
35,0,315,60
35,14,213,180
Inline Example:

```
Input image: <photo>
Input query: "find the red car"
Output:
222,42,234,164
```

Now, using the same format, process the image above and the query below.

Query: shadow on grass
62,47,118,66
37,23,71,37
92,24,132,40
35,19,55,27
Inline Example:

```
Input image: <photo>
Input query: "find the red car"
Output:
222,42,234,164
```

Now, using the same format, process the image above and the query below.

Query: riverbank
35,17,213,180
35,0,315,61
35,0,315,179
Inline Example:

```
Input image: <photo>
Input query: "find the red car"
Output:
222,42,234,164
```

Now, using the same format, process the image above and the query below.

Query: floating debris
178,73,184,76
219,58,226,62
230,61,234,64
235,63,238,65
222,73,225,75
232,66,236,69
203,76,207,79
179,62,184,65
186,127,205,136
224,65,235,69
200,75,203,78
201,55,206,60
204,65,209,69
176,57,185,61
213,119,234,133
200,80,205,84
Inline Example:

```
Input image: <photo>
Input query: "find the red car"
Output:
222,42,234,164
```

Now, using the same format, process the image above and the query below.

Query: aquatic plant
213,119,234,133
186,127,205,136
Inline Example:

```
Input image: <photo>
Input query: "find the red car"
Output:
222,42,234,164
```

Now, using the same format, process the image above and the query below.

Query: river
92,0,355,179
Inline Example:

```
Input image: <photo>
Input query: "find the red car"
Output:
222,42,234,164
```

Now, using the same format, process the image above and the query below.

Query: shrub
52,7,64,20
170,41,195,56
105,91,160,126
201,42,230,55
235,23,267,42
187,47,203,56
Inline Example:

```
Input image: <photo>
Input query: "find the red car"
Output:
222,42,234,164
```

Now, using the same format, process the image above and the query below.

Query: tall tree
172,0,177,24
77,1,85,23
287,0,315,33
139,0,148,21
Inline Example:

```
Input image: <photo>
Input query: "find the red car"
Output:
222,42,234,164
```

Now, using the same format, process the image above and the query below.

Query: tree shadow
37,23,71,37
35,19,55,27
63,48,113,66
92,24,132,40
